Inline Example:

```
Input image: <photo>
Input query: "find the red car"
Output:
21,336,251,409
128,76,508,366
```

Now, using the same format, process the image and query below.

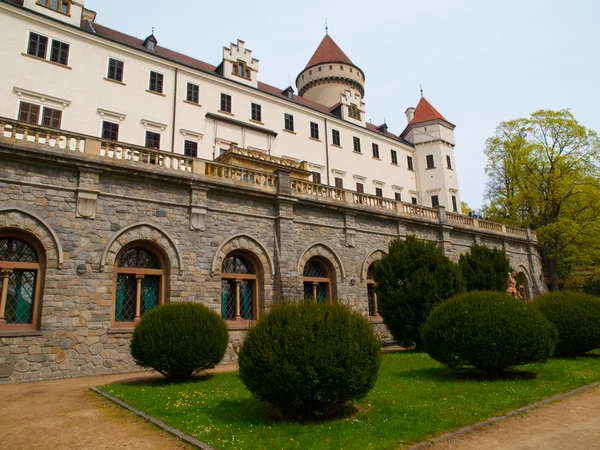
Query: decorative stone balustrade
205,161,277,190
0,117,535,241
290,178,346,201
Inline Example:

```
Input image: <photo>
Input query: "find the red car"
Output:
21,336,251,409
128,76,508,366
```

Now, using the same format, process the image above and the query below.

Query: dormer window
232,60,250,79
281,87,294,100
143,34,158,53
348,104,361,120
37,0,70,15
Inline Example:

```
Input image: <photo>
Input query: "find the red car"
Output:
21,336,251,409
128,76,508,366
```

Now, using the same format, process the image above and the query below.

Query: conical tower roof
410,97,447,124
304,34,354,69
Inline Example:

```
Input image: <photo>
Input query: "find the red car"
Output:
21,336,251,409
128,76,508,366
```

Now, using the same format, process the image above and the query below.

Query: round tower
296,34,365,108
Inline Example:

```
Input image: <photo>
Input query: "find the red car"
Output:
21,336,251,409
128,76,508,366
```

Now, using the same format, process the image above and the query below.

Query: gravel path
0,365,237,450
431,386,600,450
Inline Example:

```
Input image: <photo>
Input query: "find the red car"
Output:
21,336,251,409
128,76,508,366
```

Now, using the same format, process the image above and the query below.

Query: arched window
516,272,531,302
114,246,165,325
367,263,379,316
303,257,332,303
0,236,43,330
221,254,256,321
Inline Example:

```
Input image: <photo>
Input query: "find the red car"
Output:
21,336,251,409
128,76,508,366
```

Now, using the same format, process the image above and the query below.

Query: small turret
296,35,365,109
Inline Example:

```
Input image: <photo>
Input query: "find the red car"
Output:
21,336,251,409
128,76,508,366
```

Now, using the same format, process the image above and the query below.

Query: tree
373,236,465,349
459,244,512,292
482,109,600,290
461,201,471,215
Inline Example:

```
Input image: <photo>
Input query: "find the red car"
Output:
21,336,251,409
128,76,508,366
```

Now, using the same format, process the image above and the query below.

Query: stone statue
506,272,522,299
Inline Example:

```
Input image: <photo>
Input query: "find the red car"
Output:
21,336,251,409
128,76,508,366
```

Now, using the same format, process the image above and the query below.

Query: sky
86,0,599,210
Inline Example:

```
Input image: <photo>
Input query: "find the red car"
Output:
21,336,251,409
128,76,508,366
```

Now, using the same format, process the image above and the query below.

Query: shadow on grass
115,372,216,387
396,366,540,383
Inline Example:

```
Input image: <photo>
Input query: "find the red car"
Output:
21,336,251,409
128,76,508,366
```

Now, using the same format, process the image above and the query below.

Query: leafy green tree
373,236,465,349
459,244,512,292
482,109,600,290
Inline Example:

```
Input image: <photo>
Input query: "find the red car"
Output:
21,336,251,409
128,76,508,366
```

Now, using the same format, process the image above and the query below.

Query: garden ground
1,357,600,449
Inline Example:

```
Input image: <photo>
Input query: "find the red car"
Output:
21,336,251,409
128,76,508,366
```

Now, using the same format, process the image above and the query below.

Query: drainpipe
171,68,178,153
324,118,330,185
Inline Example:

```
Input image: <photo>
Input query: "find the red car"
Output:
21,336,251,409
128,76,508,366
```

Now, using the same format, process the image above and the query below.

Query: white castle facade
0,0,461,210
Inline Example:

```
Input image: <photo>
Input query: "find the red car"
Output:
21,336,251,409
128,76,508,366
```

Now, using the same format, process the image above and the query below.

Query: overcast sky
86,0,599,210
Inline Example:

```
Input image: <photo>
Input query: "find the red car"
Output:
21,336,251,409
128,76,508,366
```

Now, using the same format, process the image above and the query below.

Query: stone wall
0,141,546,383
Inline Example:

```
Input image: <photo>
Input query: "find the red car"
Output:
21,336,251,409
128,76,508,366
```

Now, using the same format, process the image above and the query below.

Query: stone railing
353,193,397,211
0,117,534,241
0,117,86,152
446,211,475,227
290,178,346,201
401,203,439,221
205,161,277,190
232,146,308,171
99,140,200,174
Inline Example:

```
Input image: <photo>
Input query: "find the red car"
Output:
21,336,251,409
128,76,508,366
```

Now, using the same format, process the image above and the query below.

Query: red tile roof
410,97,447,124
305,35,354,69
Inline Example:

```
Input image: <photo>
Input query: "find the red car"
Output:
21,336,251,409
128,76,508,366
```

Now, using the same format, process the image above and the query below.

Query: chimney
405,107,415,124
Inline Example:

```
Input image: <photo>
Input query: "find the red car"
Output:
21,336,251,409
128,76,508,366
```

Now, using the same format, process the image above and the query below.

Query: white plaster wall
0,3,459,204
23,0,84,27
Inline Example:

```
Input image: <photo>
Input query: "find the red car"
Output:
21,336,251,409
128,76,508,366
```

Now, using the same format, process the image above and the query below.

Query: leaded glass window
114,246,164,324
221,254,256,321
302,257,331,304
0,237,40,328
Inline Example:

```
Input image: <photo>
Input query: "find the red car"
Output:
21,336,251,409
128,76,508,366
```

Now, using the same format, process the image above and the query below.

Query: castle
0,0,545,382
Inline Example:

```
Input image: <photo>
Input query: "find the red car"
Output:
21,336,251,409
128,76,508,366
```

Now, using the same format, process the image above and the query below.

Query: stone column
234,280,241,319
274,169,302,301
0,269,13,324
134,275,144,323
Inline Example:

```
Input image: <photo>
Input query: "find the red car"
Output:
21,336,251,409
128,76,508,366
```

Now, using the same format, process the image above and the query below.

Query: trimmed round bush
459,244,512,292
533,291,600,356
238,302,382,420
422,291,557,374
130,302,228,381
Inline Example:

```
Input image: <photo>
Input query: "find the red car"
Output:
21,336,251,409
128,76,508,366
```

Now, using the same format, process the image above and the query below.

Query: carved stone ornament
76,191,98,219
345,229,356,248
190,207,207,231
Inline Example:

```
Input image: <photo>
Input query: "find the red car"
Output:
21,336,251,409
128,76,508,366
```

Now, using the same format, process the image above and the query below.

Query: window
0,236,43,330
18,102,40,125
251,103,262,122
149,71,164,94
114,246,164,324
50,40,69,66
395,192,402,201
353,137,361,153
332,129,340,146
312,172,321,184
334,177,343,189
284,113,294,132
102,121,119,141
375,188,383,197
310,122,319,140
42,107,62,129
426,154,435,169
221,254,256,321
303,258,332,304
411,197,418,205
407,155,414,171
37,0,70,14
446,155,453,169
452,195,458,212
372,143,380,159
107,58,124,82
186,83,199,104
356,182,364,194
431,195,439,207
145,131,161,150
184,140,198,158
348,104,361,120
391,150,398,165
220,93,232,113
232,60,251,79
367,263,378,316
27,33,47,59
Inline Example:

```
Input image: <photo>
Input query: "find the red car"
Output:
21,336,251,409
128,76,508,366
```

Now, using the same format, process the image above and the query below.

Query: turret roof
305,34,354,69
410,97,447,124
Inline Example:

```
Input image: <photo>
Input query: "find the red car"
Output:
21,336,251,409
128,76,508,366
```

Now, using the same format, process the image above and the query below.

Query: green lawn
101,352,600,450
